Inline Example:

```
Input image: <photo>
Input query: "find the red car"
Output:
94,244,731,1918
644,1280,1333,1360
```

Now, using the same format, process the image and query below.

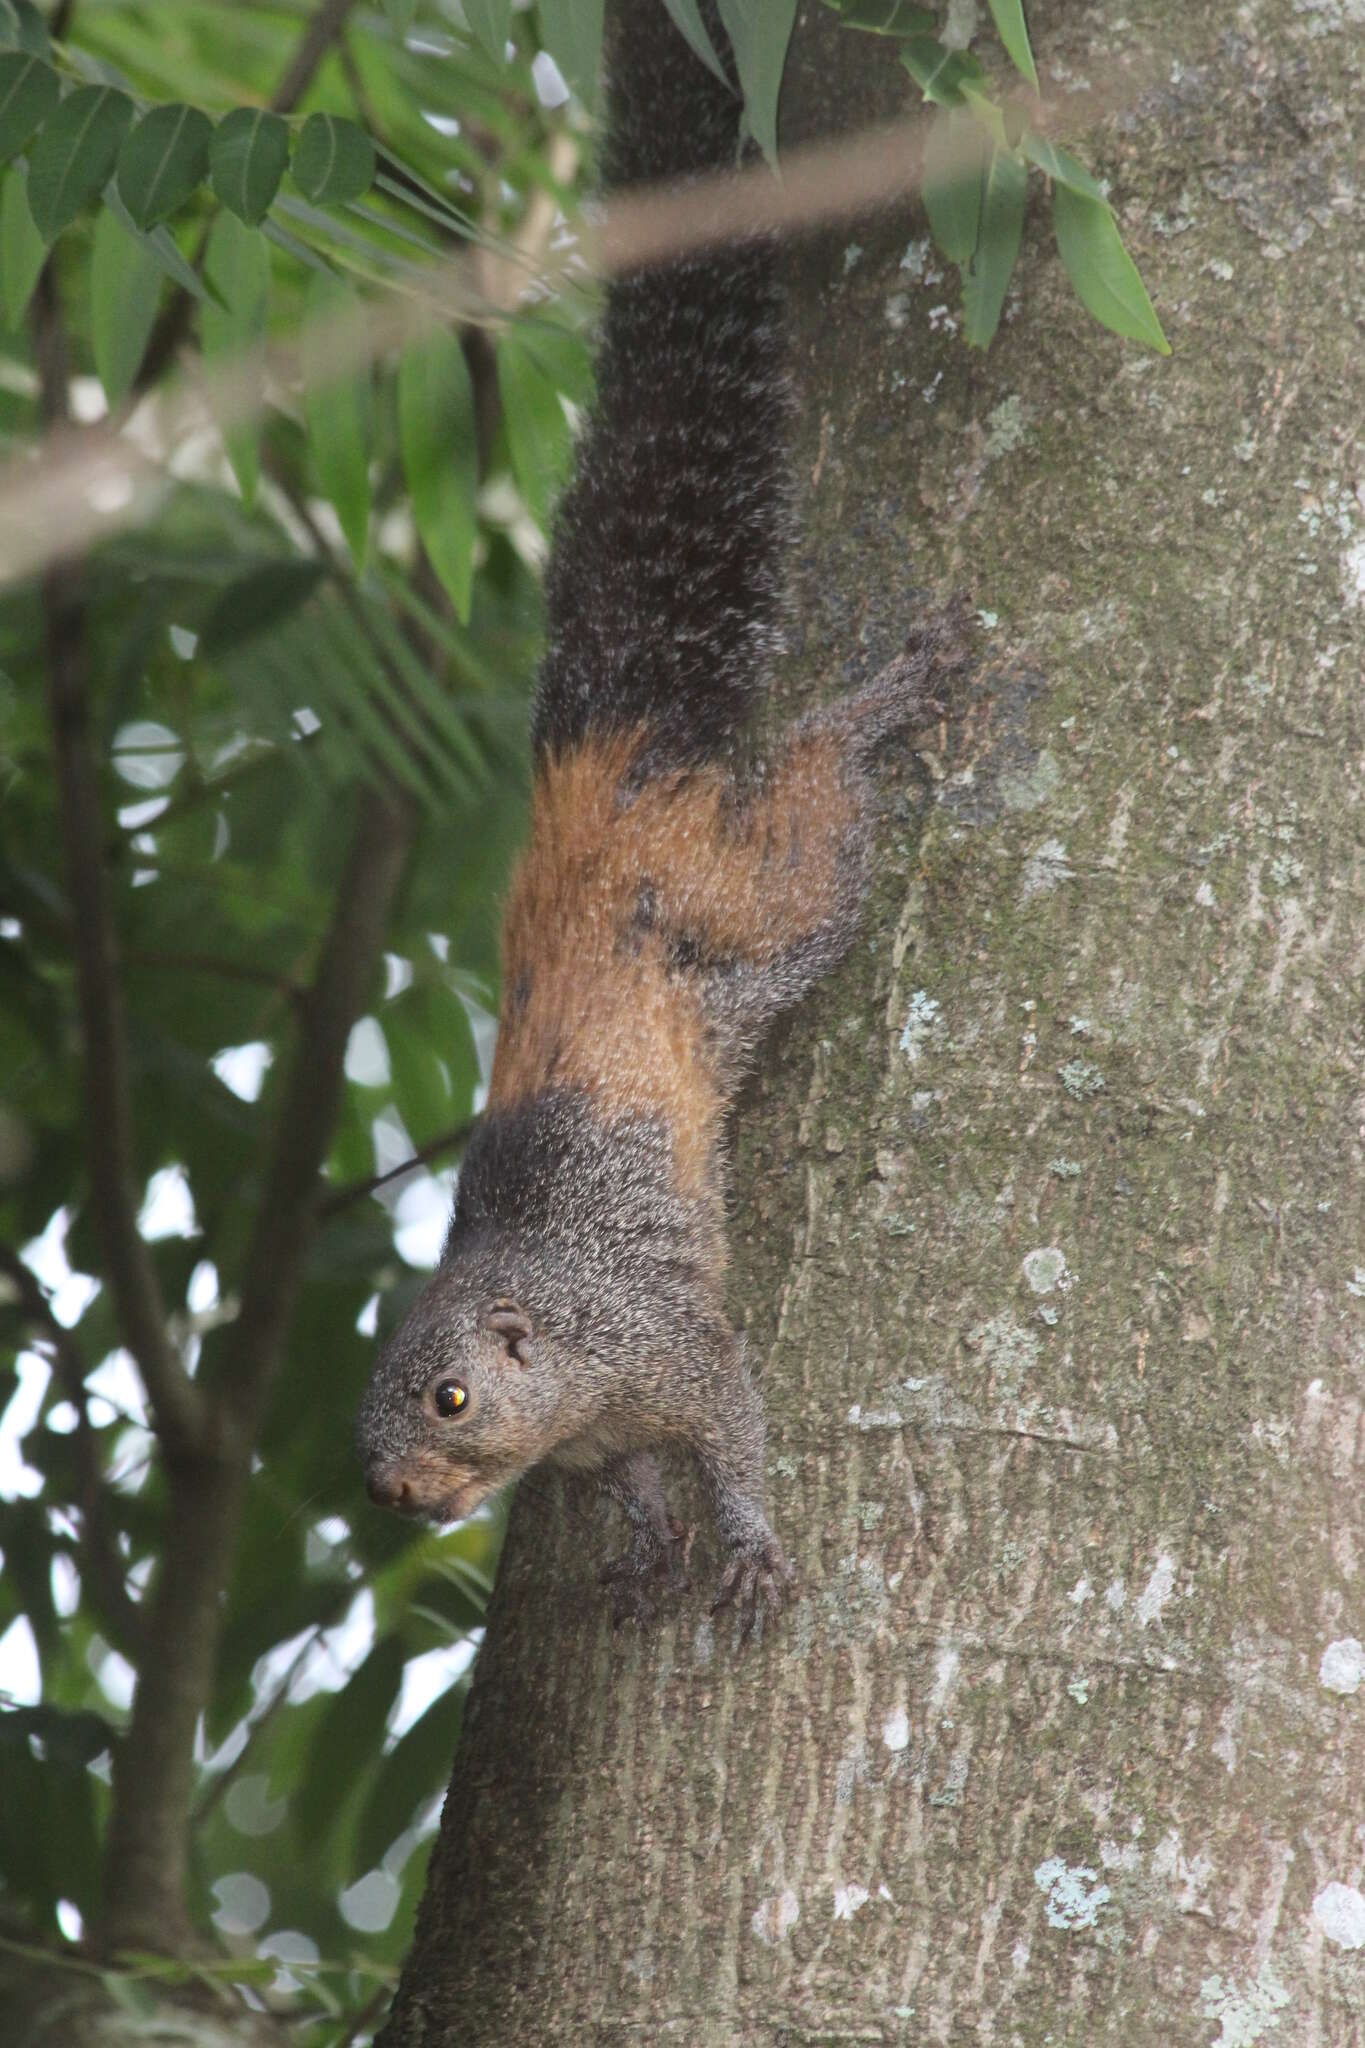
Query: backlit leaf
921,108,983,266
90,205,162,404
659,0,729,83
716,0,798,169
291,112,376,206
962,142,1025,348
463,0,512,65
1052,182,1170,353
201,209,271,504
899,35,983,109
986,0,1038,88
304,273,371,565
497,329,572,530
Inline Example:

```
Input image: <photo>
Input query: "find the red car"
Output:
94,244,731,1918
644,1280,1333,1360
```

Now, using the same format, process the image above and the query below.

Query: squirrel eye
433,1381,468,1418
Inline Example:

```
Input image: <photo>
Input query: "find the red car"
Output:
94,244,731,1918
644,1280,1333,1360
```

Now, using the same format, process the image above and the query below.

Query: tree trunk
380,4,1365,2041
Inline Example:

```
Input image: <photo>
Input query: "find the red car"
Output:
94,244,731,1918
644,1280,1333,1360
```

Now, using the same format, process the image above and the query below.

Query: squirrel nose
366,1462,411,1510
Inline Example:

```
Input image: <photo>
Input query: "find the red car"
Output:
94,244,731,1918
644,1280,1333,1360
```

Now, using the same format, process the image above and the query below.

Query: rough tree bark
380,3,1365,2041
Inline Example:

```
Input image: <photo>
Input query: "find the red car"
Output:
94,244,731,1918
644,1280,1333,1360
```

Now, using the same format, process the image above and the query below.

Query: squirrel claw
711,1537,795,1644
600,1521,692,1629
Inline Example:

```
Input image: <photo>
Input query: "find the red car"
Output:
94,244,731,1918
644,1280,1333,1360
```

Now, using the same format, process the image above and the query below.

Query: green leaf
381,0,418,30
463,0,511,64
291,112,376,206
821,0,935,29
210,106,289,226
90,205,162,404
658,0,730,84
716,0,798,169
398,331,478,624
962,142,1025,348
103,181,209,301
986,0,1038,88
496,329,572,530
0,1,47,56
0,52,56,164
1052,182,1170,353
116,102,211,228
25,84,134,240
537,0,604,106
921,109,982,266
304,273,370,565
1020,132,1105,202
899,36,983,108
201,210,271,504
0,164,42,327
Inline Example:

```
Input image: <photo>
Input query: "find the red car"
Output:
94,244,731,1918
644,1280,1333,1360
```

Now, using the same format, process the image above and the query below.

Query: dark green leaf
304,273,371,566
0,52,56,164
1020,132,1105,202
0,1,47,56
962,142,1025,348
25,84,134,240
398,331,478,624
899,35,983,108
291,112,376,206
91,204,162,404
921,108,982,266
463,0,511,65
986,0,1038,87
658,0,729,85
199,561,326,657
716,0,798,169
0,163,42,327
355,1683,468,1874
821,0,935,30
201,210,271,504
293,1636,407,1851
537,0,604,106
1052,182,1170,353
497,329,572,530
210,105,289,225
116,102,211,228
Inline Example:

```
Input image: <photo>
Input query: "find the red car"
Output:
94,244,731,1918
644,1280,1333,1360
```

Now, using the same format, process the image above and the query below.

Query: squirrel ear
487,1302,533,1365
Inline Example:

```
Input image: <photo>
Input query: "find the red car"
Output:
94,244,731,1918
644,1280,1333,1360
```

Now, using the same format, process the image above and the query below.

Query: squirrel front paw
599,1521,693,1629
711,1535,796,1644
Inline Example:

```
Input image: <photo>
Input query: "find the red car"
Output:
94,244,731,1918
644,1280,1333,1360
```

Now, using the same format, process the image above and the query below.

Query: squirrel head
356,1257,562,1526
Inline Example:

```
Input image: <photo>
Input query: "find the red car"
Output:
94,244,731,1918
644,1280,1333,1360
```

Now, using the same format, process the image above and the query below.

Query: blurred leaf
91,204,162,404
210,105,289,225
0,51,57,163
381,0,419,31
26,84,134,240
0,163,43,327
0,0,46,57
538,0,604,105
201,210,270,504
899,35,983,108
304,276,371,566
354,1682,466,1873
659,0,730,84
463,0,512,66
962,142,1025,347
1021,132,1105,202
921,108,982,265
1052,182,1170,353
716,0,797,168
199,560,327,656
116,102,212,228
398,331,478,625
103,181,210,301
293,1635,407,1852
291,113,376,206
496,330,572,530
986,0,1038,87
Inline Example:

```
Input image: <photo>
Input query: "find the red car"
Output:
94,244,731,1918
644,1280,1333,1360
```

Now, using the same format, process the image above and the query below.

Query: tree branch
0,1245,145,1653
31,269,206,1463
271,0,363,115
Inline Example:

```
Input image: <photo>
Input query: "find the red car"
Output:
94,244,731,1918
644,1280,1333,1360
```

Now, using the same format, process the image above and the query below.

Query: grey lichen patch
1019,832,1073,897
1199,1961,1291,2046
968,1312,1042,1400
899,988,942,1063
1033,1857,1112,1930
983,394,1031,459
1022,1247,1069,1296
999,751,1062,817
1058,1057,1106,1100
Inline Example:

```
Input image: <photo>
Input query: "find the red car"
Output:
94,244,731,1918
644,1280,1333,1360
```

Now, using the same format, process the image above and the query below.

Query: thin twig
320,1119,476,1217
271,0,362,115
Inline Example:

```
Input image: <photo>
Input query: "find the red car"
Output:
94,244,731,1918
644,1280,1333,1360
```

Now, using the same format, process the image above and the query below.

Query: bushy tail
530,0,792,772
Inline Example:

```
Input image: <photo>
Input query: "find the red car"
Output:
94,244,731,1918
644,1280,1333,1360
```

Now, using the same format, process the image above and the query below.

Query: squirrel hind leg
818,597,977,765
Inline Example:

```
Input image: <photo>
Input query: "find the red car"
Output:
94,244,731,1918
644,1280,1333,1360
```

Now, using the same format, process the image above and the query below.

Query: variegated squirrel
356,0,969,1637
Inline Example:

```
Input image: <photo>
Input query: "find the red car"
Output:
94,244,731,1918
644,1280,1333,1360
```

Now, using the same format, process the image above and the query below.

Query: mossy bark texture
381,4,1365,2041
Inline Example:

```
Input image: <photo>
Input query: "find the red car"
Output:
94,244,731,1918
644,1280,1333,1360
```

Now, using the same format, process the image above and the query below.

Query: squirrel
356,0,971,1638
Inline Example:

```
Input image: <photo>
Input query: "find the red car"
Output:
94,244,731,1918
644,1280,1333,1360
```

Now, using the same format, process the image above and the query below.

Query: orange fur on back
487,729,860,1194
